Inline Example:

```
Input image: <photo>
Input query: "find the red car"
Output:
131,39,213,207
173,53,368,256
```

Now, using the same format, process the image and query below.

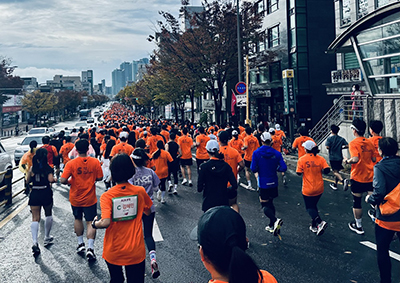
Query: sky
0,0,203,86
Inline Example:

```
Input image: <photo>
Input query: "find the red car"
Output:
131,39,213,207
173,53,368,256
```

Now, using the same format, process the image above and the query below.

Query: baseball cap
302,140,317,151
269,128,275,133
261,132,272,142
232,130,239,136
197,206,247,254
275,124,281,130
206,140,220,153
119,132,129,139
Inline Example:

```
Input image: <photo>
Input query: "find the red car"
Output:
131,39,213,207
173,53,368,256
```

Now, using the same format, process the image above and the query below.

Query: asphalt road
0,123,399,283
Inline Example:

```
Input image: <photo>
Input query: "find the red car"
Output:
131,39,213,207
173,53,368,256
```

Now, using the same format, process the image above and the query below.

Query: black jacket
197,158,237,212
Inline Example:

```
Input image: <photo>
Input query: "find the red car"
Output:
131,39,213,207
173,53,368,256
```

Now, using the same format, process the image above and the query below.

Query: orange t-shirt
160,130,170,142
59,142,75,164
243,134,259,161
152,150,173,179
96,133,105,144
20,151,35,172
369,135,382,164
271,135,282,152
178,135,193,160
229,138,244,155
349,137,375,183
61,156,103,207
292,136,315,158
110,142,134,157
100,183,153,266
196,134,211,159
275,129,286,139
208,270,277,283
147,135,164,155
296,154,329,196
220,145,243,178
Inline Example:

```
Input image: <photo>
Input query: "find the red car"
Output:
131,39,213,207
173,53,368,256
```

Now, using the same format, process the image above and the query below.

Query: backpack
379,182,400,216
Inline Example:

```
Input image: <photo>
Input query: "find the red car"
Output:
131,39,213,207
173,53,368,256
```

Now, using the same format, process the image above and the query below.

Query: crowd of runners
20,102,400,283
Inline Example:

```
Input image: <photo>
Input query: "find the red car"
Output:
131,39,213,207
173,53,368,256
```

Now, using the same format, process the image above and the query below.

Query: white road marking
153,218,164,242
192,153,196,161
0,199,28,229
360,241,400,261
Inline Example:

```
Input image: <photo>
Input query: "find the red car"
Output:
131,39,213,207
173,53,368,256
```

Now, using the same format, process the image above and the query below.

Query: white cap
261,132,272,142
143,131,148,135
119,132,129,139
302,140,317,151
232,130,239,136
269,128,275,133
206,140,220,153
275,124,280,130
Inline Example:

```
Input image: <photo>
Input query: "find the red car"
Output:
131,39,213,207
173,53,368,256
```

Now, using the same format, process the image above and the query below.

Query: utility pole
237,0,242,82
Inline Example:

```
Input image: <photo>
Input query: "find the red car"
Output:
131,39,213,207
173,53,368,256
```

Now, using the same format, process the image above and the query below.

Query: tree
21,91,57,125
55,90,84,118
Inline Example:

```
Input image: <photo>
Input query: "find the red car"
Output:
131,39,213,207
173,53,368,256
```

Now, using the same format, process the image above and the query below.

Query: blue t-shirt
128,166,160,213
326,134,348,161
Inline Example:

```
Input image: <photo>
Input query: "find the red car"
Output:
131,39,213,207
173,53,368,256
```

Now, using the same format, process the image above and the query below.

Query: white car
0,141,12,184
28,127,54,135
14,134,44,166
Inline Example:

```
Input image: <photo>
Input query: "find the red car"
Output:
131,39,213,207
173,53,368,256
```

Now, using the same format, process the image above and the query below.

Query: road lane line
360,241,400,261
0,199,28,229
192,153,196,162
153,218,164,242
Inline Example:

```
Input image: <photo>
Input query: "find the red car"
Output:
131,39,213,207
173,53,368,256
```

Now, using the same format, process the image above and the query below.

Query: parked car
74,122,87,130
0,141,13,184
28,127,54,135
14,134,44,166
87,117,95,123
93,111,100,117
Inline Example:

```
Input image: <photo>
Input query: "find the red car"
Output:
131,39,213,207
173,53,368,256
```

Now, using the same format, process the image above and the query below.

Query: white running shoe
181,178,188,185
330,184,338,191
188,180,193,187
44,236,54,247
157,190,162,202
173,188,178,195
168,181,173,192
161,197,166,204
316,221,328,236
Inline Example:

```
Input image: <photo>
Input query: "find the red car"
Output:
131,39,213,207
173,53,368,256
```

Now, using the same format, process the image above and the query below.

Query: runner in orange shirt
195,127,211,170
110,132,134,157
368,120,383,164
218,131,244,213
59,136,74,166
229,130,244,156
292,126,315,158
20,140,37,195
146,128,163,154
178,128,194,186
269,127,287,185
160,125,170,142
152,141,173,204
274,124,286,140
92,154,152,283
296,140,330,236
344,119,376,235
60,139,103,261
242,127,260,191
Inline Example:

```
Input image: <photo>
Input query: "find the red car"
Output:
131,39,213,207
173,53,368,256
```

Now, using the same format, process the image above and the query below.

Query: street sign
236,95,247,107
235,82,247,95
203,99,215,111
283,69,296,115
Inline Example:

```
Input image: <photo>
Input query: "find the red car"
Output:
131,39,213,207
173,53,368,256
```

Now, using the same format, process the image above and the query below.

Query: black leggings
303,194,322,227
375,224,399,283
142,212,155,251
106,260,145,283
159,178,167,192
167,168,179,185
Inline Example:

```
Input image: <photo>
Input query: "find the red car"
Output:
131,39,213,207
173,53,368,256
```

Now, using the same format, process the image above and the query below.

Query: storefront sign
331,68,361,83
283,69,296,115
203,99,215,111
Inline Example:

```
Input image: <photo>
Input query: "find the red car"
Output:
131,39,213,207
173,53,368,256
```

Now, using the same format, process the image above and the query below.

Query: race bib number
112,195,138,222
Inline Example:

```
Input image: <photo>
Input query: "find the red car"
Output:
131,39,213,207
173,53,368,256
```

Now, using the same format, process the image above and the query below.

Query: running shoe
265,226,274,233
76,243,86,254
329,184,338,191
32,243,40,257
161,197,166,204
309,226,318,233
348,221,364,235
272,218,283,236
188,180,193,187
368,209,376,223
44,236,54,247
157,190,162,202
86,248,96,261
168,181,173,192
282,175,287,185
316,221,328,236
343,179,349,191
151,260,160,279
172,188,178,195
181,178,188,185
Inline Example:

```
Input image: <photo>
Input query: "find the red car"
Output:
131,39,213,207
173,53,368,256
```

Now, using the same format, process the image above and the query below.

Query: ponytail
153,149,161,160
209,151,224,160
228,246,261,283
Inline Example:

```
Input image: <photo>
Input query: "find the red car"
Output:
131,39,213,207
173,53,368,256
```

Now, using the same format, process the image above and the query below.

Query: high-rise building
132,58,149,82
112,68,125,95
81,70,93,95
120,62,133,85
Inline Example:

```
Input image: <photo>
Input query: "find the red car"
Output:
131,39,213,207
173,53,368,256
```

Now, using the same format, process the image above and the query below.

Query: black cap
198,206,247,254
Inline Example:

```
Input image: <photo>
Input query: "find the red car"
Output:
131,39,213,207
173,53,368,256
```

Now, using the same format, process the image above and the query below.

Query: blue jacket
250,145,287,189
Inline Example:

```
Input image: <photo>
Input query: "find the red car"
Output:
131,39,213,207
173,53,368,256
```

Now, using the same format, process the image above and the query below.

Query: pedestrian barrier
0,167,25,208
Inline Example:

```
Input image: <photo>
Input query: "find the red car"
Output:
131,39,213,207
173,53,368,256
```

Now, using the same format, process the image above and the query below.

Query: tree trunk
190,89,195,123
174,102,179,122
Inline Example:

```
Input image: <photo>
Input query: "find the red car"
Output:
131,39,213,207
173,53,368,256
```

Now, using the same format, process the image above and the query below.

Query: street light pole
237,0,242,82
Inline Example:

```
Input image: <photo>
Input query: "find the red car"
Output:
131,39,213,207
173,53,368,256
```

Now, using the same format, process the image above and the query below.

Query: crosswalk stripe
360,241,400,261
153,218,164,242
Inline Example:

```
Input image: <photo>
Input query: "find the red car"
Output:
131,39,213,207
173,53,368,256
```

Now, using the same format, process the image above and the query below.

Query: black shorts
259,187,278,200
180,158,193,166
227,186,238,200
71,203,97,221
350,180,373,194
28,188,53,207
330,160,343,171
244,160,252,168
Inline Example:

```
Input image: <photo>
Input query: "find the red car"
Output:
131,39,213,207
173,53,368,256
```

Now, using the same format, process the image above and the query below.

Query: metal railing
310,95,365,145
0,167,25,208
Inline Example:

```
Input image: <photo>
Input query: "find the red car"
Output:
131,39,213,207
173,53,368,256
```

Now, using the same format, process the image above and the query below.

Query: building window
357,0,368,19
257,31,266,52
256,0,264,14
376,0,389,8
341,0,351,26
267,0,278,14
269,61,281,82
344,53,360,69
268,25,280,48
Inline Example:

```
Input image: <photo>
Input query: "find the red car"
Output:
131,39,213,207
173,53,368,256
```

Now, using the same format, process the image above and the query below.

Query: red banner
231,90,237,116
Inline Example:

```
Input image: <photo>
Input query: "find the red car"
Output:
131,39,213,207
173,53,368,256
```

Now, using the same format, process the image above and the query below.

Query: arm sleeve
348,142,357,158
100,194,112,220
368,167,387,205
61,162,72,179
96,160,103,180
277,153,287,172
296,159,303,174
250,152,258,173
